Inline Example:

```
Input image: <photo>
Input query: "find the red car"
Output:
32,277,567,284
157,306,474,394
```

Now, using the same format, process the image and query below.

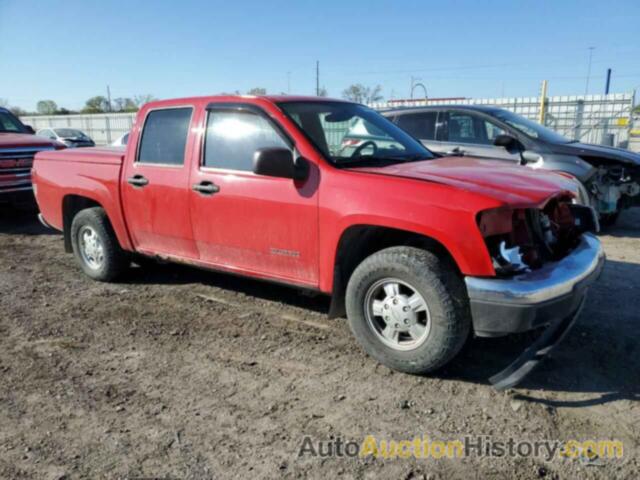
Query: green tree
247,87,267,96
82,96,109,113
36,100,58,115
342,84,383,104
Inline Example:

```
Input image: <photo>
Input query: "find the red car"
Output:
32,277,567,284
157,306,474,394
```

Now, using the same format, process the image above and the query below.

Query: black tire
70,207,129,282
345,246,470,374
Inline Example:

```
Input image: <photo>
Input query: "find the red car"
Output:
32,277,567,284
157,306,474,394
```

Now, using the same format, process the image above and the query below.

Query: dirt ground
0,206,638,480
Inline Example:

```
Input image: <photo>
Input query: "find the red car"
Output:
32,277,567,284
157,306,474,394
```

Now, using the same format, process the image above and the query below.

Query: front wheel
345,246,470,374
70,207,129,282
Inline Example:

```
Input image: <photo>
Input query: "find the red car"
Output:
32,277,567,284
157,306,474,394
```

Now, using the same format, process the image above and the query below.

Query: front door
439,111,521,161
189,104,319,287
122,106,199,259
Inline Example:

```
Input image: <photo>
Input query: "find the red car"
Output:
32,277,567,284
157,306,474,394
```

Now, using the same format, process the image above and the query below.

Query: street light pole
585,47,595,95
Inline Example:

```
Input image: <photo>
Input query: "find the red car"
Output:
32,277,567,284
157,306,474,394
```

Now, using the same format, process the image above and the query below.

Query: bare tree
247,87,267,96
133,94,157,108
0,98,8,108
342,84,384,104
318,86,328,97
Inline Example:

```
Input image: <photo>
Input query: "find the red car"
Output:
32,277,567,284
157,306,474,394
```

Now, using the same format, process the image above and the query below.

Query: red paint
33,96,577,293
0,132,63,200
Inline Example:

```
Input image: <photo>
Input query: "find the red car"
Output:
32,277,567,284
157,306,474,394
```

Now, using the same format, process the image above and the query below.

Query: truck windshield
278,101,434,165
492,109,573,144
0,110,27,133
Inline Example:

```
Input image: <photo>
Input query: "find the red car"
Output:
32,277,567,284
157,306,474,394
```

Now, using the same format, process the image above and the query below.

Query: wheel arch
61,194,131,253
328,224,462,319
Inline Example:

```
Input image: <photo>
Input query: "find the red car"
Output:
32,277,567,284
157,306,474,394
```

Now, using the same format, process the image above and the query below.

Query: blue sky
1,0,639,111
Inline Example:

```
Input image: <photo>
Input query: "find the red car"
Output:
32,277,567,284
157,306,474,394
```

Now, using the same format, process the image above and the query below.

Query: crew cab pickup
33,96,605,389
0,107,63,207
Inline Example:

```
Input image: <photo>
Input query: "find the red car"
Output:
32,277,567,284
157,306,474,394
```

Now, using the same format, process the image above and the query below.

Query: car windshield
0,110,26,133
492,109,573,144
278,101,434,165
55,128,86,138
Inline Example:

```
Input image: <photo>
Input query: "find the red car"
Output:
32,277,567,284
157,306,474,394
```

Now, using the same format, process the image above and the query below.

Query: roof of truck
143,95,350,109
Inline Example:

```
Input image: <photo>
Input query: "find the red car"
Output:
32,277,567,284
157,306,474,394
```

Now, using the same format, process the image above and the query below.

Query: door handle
192,181,220,195
127,174,149,187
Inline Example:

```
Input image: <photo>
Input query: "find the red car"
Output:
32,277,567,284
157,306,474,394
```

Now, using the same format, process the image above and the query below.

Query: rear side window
138,108,192,165
203,110,289,171
396,112,437,140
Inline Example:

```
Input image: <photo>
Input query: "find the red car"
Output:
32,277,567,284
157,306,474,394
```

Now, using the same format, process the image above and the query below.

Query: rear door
121,106,199,259
439,110,520,161
188,103,319,287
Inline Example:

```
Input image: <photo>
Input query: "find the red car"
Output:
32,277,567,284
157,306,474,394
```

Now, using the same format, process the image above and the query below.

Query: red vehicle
33,96,605,388
0,107,63,208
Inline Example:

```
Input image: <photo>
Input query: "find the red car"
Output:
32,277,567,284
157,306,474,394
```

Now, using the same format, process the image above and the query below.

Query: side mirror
520,150,543,166
253,147,309,181
24,125,35,134
493,134,517,149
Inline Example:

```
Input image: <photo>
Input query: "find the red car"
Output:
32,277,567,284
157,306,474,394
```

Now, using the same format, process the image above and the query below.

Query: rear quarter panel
33,149,133,251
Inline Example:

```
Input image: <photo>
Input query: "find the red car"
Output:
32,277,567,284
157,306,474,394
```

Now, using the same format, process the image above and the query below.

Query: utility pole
316,61,320,96
605,68,612,95
106,85,112,112
585,47,595,95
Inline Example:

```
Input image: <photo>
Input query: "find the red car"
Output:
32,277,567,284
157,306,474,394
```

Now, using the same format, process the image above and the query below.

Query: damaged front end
477,196,599,276
467,196,604,390
586,162,640,217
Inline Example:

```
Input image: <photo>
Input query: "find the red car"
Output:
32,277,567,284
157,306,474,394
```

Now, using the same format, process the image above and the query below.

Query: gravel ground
0,206,638,479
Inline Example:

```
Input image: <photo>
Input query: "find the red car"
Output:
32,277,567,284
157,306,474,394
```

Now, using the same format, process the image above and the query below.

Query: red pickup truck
33,96,605,388
0,107,63,208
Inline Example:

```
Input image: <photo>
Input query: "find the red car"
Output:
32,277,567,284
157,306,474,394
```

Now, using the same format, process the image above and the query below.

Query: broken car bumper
464,233,605,390
465,233,605,337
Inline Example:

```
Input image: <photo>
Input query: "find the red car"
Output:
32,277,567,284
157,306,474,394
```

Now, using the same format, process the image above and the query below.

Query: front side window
396,112,438,140
138,108,192,165
203,109,289,171
278,101,434,166
444,112,507,145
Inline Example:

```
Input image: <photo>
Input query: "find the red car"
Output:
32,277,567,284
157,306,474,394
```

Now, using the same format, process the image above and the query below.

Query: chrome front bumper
464,234,605,336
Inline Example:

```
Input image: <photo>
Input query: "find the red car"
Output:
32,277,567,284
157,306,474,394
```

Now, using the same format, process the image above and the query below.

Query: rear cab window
138,107,193,165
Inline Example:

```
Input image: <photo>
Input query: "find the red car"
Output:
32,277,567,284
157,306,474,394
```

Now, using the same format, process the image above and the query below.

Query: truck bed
33,146,132,251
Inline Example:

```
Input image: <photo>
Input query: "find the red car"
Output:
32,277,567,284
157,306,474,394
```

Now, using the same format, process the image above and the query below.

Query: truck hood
549,141,640,166
35,145,125,165
0,132,61,149
348,156,579,207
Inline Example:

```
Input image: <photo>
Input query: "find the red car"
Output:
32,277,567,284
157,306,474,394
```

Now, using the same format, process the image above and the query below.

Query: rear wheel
70,207,129,281
345,246,470,374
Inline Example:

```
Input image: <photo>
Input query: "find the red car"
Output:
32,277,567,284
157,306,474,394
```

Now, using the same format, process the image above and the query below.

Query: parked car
0,107,64,208
382,105,640,224
37,128,95,148
33,96,604,389
111,132,129,147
